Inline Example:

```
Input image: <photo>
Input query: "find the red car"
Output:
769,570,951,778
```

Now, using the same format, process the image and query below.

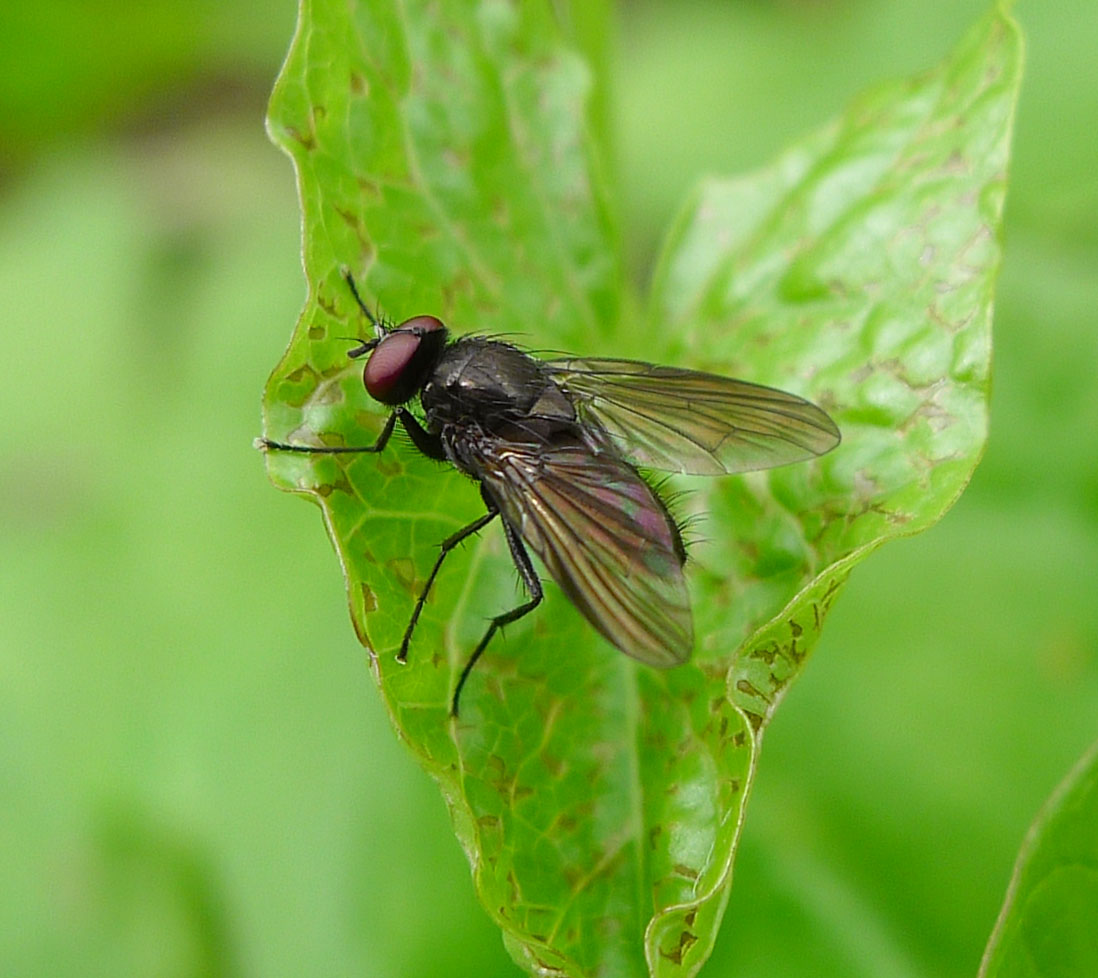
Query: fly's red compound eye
397,315,445,334
363,315,445,405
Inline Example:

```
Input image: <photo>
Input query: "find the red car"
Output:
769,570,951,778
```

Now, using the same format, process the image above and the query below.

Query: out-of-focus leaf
979,739,1098,978
261,2,1020,975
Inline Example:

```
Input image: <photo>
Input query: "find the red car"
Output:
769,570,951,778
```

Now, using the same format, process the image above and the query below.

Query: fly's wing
474,439,692,667
548,358,840,476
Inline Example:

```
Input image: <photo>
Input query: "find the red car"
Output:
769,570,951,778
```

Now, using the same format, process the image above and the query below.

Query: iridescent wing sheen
472,438,692,668
547,358,841,476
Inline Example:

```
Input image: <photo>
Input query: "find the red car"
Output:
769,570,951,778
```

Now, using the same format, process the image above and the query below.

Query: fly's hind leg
450,519,543,718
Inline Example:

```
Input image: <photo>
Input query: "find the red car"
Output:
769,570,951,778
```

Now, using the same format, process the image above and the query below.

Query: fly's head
350,315,449,406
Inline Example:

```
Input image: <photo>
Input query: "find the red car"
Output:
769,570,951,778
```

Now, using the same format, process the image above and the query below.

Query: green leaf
261,2,1021,975
980,739,1098,978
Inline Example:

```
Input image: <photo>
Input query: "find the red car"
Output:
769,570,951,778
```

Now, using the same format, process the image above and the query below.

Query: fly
260,271,841,717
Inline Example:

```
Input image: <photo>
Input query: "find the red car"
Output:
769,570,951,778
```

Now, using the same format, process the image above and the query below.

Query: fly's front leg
258,409,447,460
257,410,399,455
450,518,543,718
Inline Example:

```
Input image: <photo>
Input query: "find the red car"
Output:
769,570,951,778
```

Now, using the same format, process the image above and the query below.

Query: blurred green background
1,1,1094,976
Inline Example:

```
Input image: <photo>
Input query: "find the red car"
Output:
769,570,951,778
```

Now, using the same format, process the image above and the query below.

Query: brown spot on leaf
736,679,770,704
752,642,779,665
659,929,698,965
385,557,417,595
286,363,317,384
355,176,383,199
375,456,404,477
315,474,354,498
554,811,578,833
285,126,314,151
335,206,363,231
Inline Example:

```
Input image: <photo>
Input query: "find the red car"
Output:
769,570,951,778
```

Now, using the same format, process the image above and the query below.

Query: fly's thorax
420,337,570,427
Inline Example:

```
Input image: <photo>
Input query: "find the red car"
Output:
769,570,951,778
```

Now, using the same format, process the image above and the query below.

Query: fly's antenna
335,334,378,360
341,266,386,337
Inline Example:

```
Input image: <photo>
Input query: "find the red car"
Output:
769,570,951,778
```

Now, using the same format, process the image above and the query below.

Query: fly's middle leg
450,519,543,718
399,506,499,663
